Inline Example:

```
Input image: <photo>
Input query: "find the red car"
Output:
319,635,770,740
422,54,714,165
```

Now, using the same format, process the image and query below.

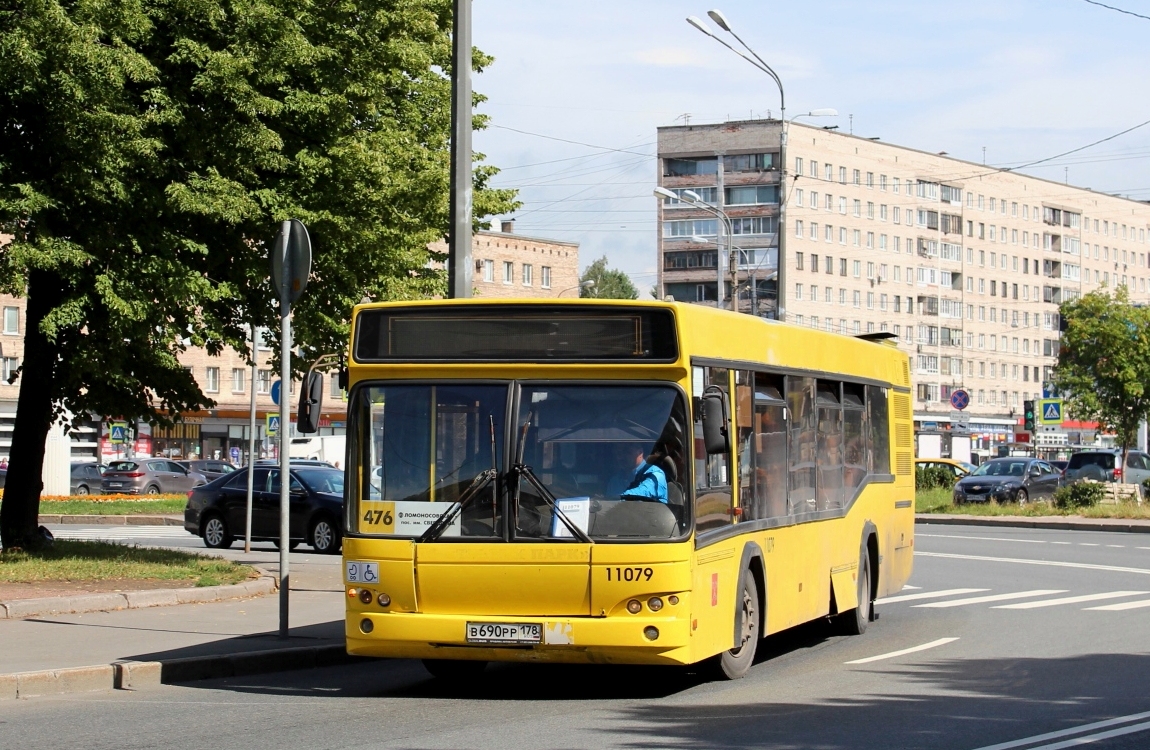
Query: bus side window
816,380,843,512
786,376,817,517
867,385,891,475
748,372,787,522
843,382,868,500
694,366,733,533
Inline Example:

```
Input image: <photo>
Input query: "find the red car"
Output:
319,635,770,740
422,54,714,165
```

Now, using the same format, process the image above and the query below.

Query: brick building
430,221,581,298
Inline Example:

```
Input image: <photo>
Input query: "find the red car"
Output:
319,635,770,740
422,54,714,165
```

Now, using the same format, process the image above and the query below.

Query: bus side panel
688,540,744,662
884,389,916,598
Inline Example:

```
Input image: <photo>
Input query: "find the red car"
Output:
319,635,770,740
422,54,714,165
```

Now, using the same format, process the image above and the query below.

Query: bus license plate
466,622,542,644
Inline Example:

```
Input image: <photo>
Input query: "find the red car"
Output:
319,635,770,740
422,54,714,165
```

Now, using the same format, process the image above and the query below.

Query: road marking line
1027,720,1150,750
1085,598,1150,611
918,533,1046,544
845,637,958,665
1106,545,1125,548
1051,541,1072,545
992,591,1149,609
876,588,989,605
915,551,1150,577
1139,547,1150,551
969,710,1150,750
1079,543,1100,547
915,590,1065,608
901,584,922,590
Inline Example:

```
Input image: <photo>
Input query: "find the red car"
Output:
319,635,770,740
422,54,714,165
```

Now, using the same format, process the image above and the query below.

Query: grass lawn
915,486,1150,519
0,540,254,587
35,498,186,515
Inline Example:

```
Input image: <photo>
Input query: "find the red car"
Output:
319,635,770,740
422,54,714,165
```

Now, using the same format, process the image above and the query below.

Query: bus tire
422,659,487,681
838,549,872,636
715,570,759,680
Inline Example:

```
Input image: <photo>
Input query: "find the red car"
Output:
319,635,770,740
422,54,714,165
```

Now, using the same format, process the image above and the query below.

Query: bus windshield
351,383,689,541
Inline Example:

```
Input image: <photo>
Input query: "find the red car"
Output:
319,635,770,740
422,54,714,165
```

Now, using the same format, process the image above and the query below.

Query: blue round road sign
271,379,281,406
950,389,970,410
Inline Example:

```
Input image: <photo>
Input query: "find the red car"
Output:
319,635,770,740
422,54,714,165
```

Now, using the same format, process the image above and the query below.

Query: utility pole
447,0,473,299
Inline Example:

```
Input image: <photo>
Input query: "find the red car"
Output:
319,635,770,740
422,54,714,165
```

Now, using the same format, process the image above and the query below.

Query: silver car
101,459,208,495
1063,450,1150,486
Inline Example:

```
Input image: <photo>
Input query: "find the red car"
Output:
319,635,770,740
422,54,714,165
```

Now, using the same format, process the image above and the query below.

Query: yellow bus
340,299,915,679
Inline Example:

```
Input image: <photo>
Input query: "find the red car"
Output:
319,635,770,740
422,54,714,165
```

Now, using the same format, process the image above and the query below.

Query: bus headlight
668,595,680,606
377,592,391,607
358,589,373,605
647,597,663,612
643,626,659,641
627,599,642,614
360,618,374,634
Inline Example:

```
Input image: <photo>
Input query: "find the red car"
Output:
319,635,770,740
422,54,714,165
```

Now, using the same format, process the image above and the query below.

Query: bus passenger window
749,373,787,521
843,382,868,499
786,376,817,517
816,380,843,512
867,385,890,475
693,366,733,533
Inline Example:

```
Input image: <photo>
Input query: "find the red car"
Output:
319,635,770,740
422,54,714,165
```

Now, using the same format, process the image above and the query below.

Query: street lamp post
655,187,735,311
687,10,839,322
559,279,596,298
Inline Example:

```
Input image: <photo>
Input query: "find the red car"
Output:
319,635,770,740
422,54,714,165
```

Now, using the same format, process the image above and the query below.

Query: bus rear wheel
422,659,487,681
715,571,759,680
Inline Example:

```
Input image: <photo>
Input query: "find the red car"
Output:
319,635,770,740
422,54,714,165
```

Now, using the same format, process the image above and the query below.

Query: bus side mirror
701,388,729,455
297,372,324,434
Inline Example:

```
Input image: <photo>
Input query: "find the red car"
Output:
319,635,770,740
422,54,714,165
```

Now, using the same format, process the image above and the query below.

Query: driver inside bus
607,444,669,503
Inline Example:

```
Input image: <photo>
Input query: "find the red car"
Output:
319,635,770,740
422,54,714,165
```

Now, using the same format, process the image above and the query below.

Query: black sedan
184,465,344,553
953,457,1061,505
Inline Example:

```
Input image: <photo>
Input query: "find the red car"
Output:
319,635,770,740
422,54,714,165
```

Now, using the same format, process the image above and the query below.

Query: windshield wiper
512,463,594,544
417,469,498,543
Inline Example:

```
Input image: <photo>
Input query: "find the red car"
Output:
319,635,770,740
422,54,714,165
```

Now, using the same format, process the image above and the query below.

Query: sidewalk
38,513,183,525
916,513,1150,534
0,549,356,699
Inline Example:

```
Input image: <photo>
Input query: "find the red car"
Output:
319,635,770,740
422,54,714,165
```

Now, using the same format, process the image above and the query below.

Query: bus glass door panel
842,383,868,504
747,372,787,523
693,366,733,533
866,385,891,475
816,380,843,512
734,372,754,518
786,376,817,516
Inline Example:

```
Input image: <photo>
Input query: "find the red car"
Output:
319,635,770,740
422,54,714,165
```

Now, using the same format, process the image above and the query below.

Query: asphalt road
7,523,1150,750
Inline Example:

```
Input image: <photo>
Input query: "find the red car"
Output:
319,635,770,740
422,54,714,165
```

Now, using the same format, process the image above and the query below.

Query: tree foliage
0,0,518,547
1052,287,1150,452
579,256,638,300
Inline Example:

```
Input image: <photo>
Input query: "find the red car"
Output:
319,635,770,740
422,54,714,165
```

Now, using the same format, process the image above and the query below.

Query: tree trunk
0,270,63,550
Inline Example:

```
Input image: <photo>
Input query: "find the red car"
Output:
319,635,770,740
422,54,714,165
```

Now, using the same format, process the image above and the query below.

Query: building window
2,307,17,335
541,266,551,289
2,357,18,384
257,369,271,394
482,259,494,282
232,368,245,393
503,261,514,284
523,263,533,286
205,367,220,393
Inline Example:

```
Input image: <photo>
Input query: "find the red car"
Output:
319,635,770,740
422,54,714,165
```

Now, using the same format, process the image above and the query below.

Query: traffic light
1023,400,1036,431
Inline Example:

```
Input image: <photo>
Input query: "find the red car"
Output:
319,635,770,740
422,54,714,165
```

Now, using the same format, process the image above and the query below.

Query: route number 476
363,509,393,526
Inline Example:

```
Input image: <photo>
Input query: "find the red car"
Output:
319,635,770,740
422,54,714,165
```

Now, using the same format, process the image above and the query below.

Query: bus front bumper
346,610,693,666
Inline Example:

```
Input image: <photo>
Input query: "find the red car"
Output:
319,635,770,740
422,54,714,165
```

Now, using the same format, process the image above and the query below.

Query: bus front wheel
715,571,759,680
838,550,872,636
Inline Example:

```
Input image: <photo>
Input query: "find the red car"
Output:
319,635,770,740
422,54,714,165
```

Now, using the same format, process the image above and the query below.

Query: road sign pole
278,220,292,640
245,322,257,554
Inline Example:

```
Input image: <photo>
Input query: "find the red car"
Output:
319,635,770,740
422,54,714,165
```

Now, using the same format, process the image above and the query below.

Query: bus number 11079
606,567,654,582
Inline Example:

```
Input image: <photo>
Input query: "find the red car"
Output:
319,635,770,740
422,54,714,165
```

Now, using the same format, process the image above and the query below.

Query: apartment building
657,119,1150,447
430,221,581,298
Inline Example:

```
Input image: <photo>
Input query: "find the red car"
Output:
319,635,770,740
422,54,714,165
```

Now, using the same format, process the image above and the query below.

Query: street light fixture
654,187,736,311
686,10,838,322
559,279,596,298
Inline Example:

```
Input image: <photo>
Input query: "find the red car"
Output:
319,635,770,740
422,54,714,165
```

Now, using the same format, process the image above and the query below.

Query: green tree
580,256,638,300
0,0,517,548
1052,287,1150,465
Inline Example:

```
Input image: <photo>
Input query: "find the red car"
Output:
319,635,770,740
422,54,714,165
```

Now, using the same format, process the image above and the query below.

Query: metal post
447,0,473,299
278,220,291,639
245,323,257,554
777,111,787,321
727,218,737,312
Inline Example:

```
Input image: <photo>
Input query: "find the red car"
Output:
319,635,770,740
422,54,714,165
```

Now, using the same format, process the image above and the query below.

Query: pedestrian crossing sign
1037,398,1064,426
266,414,281,437
108,421,129,444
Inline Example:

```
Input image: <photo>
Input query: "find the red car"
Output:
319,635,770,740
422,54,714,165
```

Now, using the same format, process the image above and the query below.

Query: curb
916,513,1150,534
39,514,184,526
0,644,359,700
0,571,277,620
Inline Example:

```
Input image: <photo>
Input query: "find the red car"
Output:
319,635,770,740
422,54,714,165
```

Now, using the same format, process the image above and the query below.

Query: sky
469,0,1150,294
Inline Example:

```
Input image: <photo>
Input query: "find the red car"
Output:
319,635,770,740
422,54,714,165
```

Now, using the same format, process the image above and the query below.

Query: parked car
177,459,238,483
70,462,106,495
916,458,972,483
101,459,208,495
952,457,1062,504
1061,450,1150,487
184,465,344,553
